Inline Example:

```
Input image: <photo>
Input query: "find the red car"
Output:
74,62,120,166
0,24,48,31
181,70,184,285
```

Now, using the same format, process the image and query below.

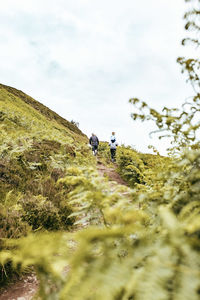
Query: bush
0,206,30,284
116,147,145,186
0,205,29,239
20,195,73,231
97,142,111,163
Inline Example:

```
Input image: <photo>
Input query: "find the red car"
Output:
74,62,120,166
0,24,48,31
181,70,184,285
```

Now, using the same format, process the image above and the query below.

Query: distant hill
0,83,86,137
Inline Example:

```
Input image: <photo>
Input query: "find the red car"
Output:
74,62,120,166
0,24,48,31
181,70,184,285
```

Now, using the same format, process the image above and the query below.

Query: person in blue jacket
109,133,118,162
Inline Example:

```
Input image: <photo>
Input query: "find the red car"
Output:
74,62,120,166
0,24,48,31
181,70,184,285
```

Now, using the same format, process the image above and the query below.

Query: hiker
109,135,118,162
89,133,99,156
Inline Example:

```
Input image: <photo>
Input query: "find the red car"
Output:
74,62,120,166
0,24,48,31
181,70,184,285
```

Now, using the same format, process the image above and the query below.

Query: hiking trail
97,160,127,186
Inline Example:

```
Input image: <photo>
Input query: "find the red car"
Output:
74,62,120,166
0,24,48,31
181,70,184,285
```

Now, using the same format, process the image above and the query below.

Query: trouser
110,149,116,161
92,145,98,156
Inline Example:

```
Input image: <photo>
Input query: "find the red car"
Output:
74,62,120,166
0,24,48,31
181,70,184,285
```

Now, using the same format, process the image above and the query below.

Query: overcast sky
0,0,196,154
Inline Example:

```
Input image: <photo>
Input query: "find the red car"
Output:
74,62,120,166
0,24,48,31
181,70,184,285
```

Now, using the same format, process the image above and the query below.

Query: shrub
20,195,73,231
0,206,30,284
116,147,145,186
0,206,29,239
98,142,111,163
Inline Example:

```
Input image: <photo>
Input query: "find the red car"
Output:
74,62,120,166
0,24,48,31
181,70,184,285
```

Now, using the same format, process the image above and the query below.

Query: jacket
109,141,118,150
89,135,99,146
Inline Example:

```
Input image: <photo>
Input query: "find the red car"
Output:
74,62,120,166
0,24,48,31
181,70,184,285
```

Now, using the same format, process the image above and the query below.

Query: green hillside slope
0,84,157,286
1,84,199,300
0,83,85,137
0,84,94,281
0,82,90,199
0,84,97,281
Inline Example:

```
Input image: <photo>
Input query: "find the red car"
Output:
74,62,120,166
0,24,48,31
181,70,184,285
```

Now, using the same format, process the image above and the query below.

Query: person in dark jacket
89,133,99,156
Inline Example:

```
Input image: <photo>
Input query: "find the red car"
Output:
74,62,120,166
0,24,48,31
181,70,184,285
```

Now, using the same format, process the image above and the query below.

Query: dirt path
97,160,128,186
0,274,38,300
0,162,127,300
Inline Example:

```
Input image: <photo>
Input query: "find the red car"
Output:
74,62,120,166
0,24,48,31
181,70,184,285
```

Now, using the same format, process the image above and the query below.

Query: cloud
0,0,196,154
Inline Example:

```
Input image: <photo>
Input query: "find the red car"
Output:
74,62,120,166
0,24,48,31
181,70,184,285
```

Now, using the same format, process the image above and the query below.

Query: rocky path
0,162,127,300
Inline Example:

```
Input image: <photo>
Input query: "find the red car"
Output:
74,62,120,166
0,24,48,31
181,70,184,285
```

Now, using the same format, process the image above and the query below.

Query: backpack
90,136,99,146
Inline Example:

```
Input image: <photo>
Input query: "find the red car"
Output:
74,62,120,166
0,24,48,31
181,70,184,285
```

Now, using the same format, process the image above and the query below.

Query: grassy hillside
0,84,162,286
1,84,200,300
0,82,93,214
0,84,94,282
0,83,85,137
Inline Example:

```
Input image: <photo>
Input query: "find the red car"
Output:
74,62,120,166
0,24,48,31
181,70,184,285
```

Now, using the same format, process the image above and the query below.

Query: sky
0,0,196,154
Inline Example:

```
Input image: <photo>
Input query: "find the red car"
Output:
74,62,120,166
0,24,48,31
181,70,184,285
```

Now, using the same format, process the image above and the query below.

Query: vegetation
0,0,200,299
0,83,91,283
129,1,200,152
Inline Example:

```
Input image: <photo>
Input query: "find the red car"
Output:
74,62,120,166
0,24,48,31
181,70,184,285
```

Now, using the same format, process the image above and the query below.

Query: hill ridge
0,83,86,137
